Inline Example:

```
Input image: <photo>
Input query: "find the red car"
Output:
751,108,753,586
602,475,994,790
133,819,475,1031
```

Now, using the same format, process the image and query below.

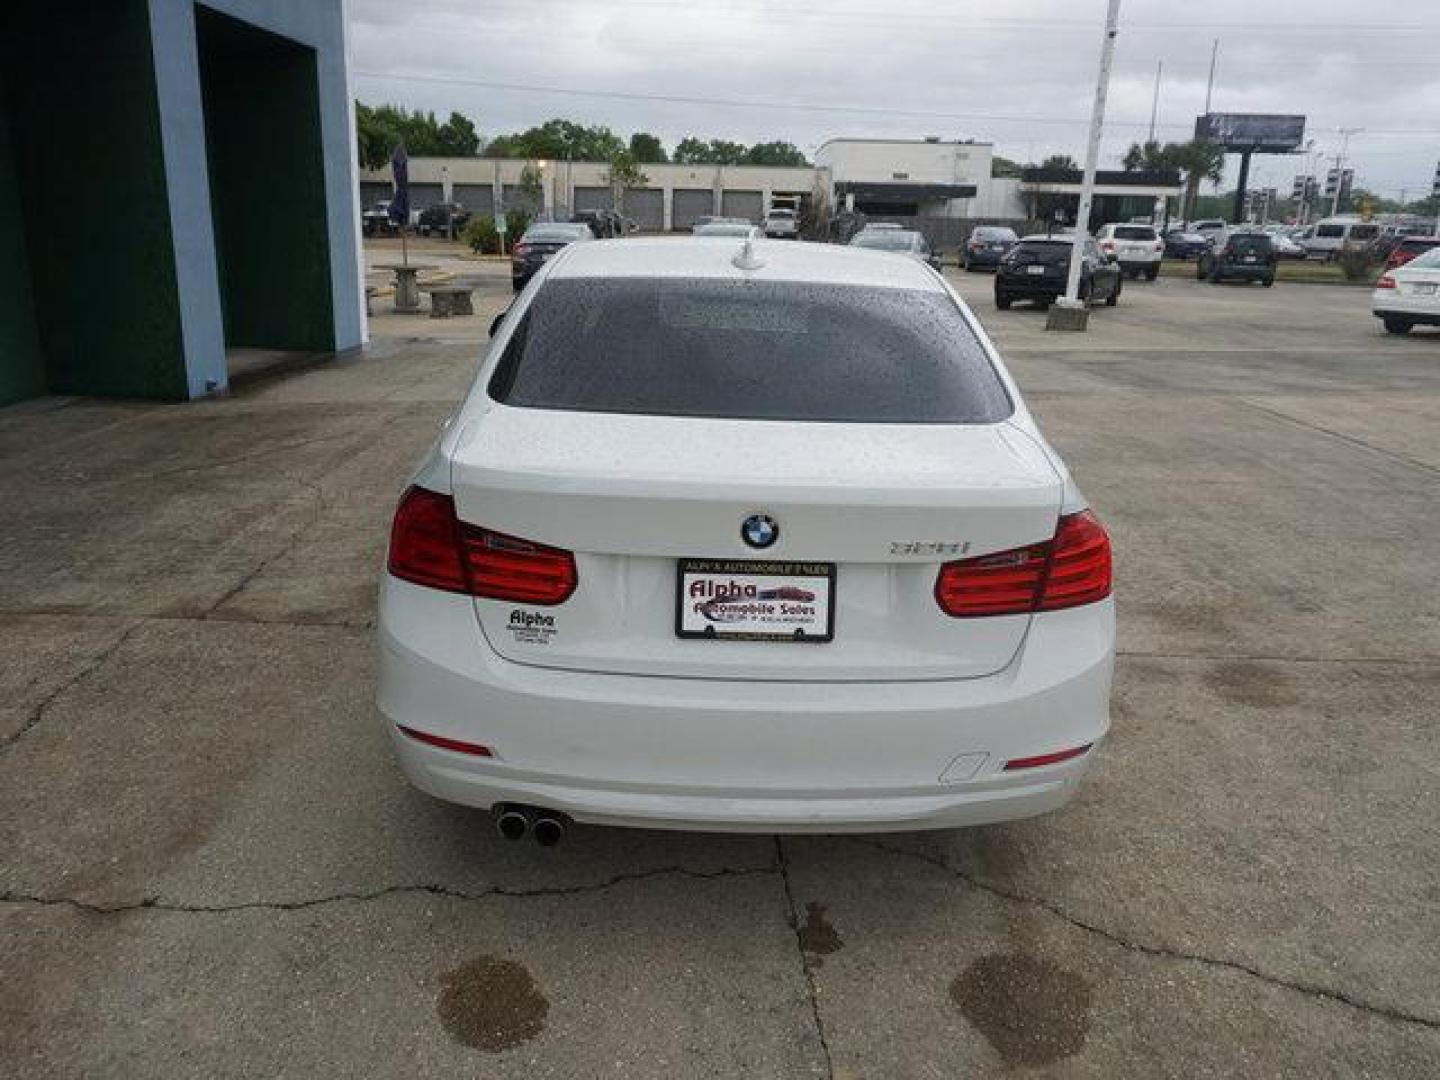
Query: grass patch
1158,259,1378,286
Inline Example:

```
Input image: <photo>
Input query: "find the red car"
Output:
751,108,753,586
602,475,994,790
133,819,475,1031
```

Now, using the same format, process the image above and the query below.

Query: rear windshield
973,227,1017,240
1226,234,1272,254
1010,241,1072,265
1408,247,1440,269
489,278,1012,423
851,231,917,251
1350,224,1379,240
1114,226,1156,240
1316,224,1345,238
523,226,586,243
1400,238,1440,253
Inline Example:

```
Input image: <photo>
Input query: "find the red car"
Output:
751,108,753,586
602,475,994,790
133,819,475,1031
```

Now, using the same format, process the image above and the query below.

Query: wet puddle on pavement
436,954,549,1052
949,951,1092,1066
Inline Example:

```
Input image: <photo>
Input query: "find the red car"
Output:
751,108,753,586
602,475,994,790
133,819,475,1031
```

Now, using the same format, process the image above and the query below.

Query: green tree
705,139,748,165
518,163,545,211
355,102,400,169
743,141,808,167
436,111,480,156
672,136,711,164
1121,140,1169,172
604,150,649,216
1040,153,1080,171
484,119,624,161
629,132,668,163
1165,140,1225,220
991,155,1023,178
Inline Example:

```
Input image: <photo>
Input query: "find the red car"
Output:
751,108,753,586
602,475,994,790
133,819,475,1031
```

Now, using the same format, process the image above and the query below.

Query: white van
1302,217,1381,260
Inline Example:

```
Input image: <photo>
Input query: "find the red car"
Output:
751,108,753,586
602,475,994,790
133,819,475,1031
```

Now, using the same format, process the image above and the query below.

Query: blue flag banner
389,144,409,225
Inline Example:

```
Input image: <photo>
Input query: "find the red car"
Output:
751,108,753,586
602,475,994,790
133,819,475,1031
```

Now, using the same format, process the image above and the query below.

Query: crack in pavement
775,836,836,1080
0,621,145,754
0,864,779,917
850,838,1440,1032
1236,397,1440,479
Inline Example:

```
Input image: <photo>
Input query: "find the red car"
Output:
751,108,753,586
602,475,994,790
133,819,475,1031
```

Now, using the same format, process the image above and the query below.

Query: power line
353,69,1440,138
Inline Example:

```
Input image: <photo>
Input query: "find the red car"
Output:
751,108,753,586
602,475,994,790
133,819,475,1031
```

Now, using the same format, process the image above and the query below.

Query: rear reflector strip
397,725,494,757
1004,744,1092,771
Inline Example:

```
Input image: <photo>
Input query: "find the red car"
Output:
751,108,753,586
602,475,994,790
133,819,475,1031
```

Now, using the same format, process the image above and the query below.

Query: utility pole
1330,127,1361,216
1204,39,1219,114
1049,0,1121,331
1147,60,1162,143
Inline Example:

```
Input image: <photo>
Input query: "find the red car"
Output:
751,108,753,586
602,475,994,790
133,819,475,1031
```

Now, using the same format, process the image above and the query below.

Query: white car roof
546,237,945,291
1018,233,1080,244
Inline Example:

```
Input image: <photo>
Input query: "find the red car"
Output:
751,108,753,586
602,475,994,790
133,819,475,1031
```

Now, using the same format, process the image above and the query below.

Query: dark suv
417,202,471,237
1197,230,1275,285
995,235,1122,309
960,226,1018,271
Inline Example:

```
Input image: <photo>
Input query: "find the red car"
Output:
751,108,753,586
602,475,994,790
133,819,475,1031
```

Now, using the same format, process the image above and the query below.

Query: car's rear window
1010,241,1072,265
1315,224,1345,238
974,227,1016,240
1227,234,1272,254
851,232,917,251
1401,238,1440,253
1114,226,1156,240
488,278,1012,423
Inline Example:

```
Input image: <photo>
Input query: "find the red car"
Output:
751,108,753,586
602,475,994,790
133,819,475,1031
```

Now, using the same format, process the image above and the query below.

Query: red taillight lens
387,486,577,604
388,486,468,593
397,725,493,757
512,243,530,258
1376,274,1397,289
1005,743,1092,771
1039,509,1112,612
461,527,577,605
934,510,1111,617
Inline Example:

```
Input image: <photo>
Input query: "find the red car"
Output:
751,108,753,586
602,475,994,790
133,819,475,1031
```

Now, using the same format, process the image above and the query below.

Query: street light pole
1059,0,1121,312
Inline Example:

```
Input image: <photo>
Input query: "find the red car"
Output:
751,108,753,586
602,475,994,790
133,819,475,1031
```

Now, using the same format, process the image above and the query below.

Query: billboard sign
1194,113,1306,152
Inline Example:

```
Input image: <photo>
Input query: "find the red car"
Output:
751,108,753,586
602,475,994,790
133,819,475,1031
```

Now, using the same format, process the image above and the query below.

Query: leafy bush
461,209,532,254
1336,244,1380,282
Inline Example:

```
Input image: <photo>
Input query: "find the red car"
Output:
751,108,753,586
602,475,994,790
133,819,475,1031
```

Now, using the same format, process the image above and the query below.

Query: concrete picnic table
417,283,475,318
373,262,438,313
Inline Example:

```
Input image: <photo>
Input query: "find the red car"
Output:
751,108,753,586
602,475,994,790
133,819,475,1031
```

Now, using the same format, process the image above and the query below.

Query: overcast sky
350,0,1440,200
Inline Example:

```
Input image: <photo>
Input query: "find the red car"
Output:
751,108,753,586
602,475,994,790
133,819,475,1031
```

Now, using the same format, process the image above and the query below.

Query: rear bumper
1373,297,1440,322
377,576,1114,833
995,274,1066,298
1212,264,1272,280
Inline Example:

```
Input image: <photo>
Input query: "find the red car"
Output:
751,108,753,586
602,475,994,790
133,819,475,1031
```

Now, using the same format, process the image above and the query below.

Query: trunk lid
450,407,1062,681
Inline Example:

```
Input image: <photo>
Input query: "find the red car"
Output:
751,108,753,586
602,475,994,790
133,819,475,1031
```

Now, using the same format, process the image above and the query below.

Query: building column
662,185,673,232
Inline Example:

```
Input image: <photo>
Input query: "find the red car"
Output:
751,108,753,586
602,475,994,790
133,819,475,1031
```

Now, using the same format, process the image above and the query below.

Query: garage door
409,183,443,210
574,186,613,212
721,190,763,223
672,189,715,230
452,184,495,217
501,185,542,214
359,181,391,209
622,188,663,231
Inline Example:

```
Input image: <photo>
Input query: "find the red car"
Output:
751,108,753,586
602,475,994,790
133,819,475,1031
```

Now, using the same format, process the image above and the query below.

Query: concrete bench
418,283,474,318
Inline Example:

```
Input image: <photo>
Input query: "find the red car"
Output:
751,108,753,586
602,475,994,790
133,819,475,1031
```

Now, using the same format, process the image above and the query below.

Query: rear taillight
1099,240,1114,251
1005,743,1092,771
934,510,1111,617
1376,274,1397,290
387,486,577,604
1153,240,1164,251
511,243,530,258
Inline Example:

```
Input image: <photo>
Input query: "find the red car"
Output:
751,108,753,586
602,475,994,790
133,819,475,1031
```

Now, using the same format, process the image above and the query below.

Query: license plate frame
1412,282,1437,296
1026,265,1046,275
676,558,836,643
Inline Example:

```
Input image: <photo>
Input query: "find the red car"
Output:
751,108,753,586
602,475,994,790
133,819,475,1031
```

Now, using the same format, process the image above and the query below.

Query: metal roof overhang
834,181,978,200
1021,181,1183,197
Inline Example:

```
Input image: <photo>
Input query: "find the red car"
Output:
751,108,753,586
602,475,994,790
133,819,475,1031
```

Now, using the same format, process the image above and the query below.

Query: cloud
348,0,1440,196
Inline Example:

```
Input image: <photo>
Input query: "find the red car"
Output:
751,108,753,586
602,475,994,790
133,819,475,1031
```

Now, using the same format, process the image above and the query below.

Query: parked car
994,234,1122,309
511,222,592,291
1197,230,1276,285
418,202,471,237
1385,235,1440,270
572,209,622,239
1163,229,1210,260
960,226,1018,271
1094,223,1163,280
1373,245,1440,334
1188,219,1227,242
693,220,764,238
379,237,1114,838
1260,227,1306,260
764,207,799,239
362,200,395,237
1302,217,1381,261
848,228,942,270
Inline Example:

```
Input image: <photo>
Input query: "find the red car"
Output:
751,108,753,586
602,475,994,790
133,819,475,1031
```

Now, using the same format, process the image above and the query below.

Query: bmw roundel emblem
741,513,779,549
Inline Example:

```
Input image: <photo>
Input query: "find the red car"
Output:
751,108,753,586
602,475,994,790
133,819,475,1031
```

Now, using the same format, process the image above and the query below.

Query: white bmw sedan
1374,245,1440,335
378,238,1114,842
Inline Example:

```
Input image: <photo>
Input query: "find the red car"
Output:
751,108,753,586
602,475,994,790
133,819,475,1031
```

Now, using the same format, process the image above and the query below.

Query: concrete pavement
1,250,1437,1077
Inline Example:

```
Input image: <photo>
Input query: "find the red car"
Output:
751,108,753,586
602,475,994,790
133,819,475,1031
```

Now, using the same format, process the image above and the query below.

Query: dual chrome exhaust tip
494,804,569,846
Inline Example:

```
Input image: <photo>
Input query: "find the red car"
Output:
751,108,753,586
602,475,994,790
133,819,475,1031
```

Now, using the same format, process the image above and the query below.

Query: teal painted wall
198,7,335,352
0,80,45,406
4,0,188,399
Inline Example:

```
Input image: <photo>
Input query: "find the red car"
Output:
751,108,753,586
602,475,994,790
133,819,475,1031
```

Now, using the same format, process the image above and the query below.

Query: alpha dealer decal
507,609,557,645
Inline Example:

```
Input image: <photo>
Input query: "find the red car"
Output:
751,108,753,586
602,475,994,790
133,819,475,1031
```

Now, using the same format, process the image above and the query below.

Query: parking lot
2,254,1437,1077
